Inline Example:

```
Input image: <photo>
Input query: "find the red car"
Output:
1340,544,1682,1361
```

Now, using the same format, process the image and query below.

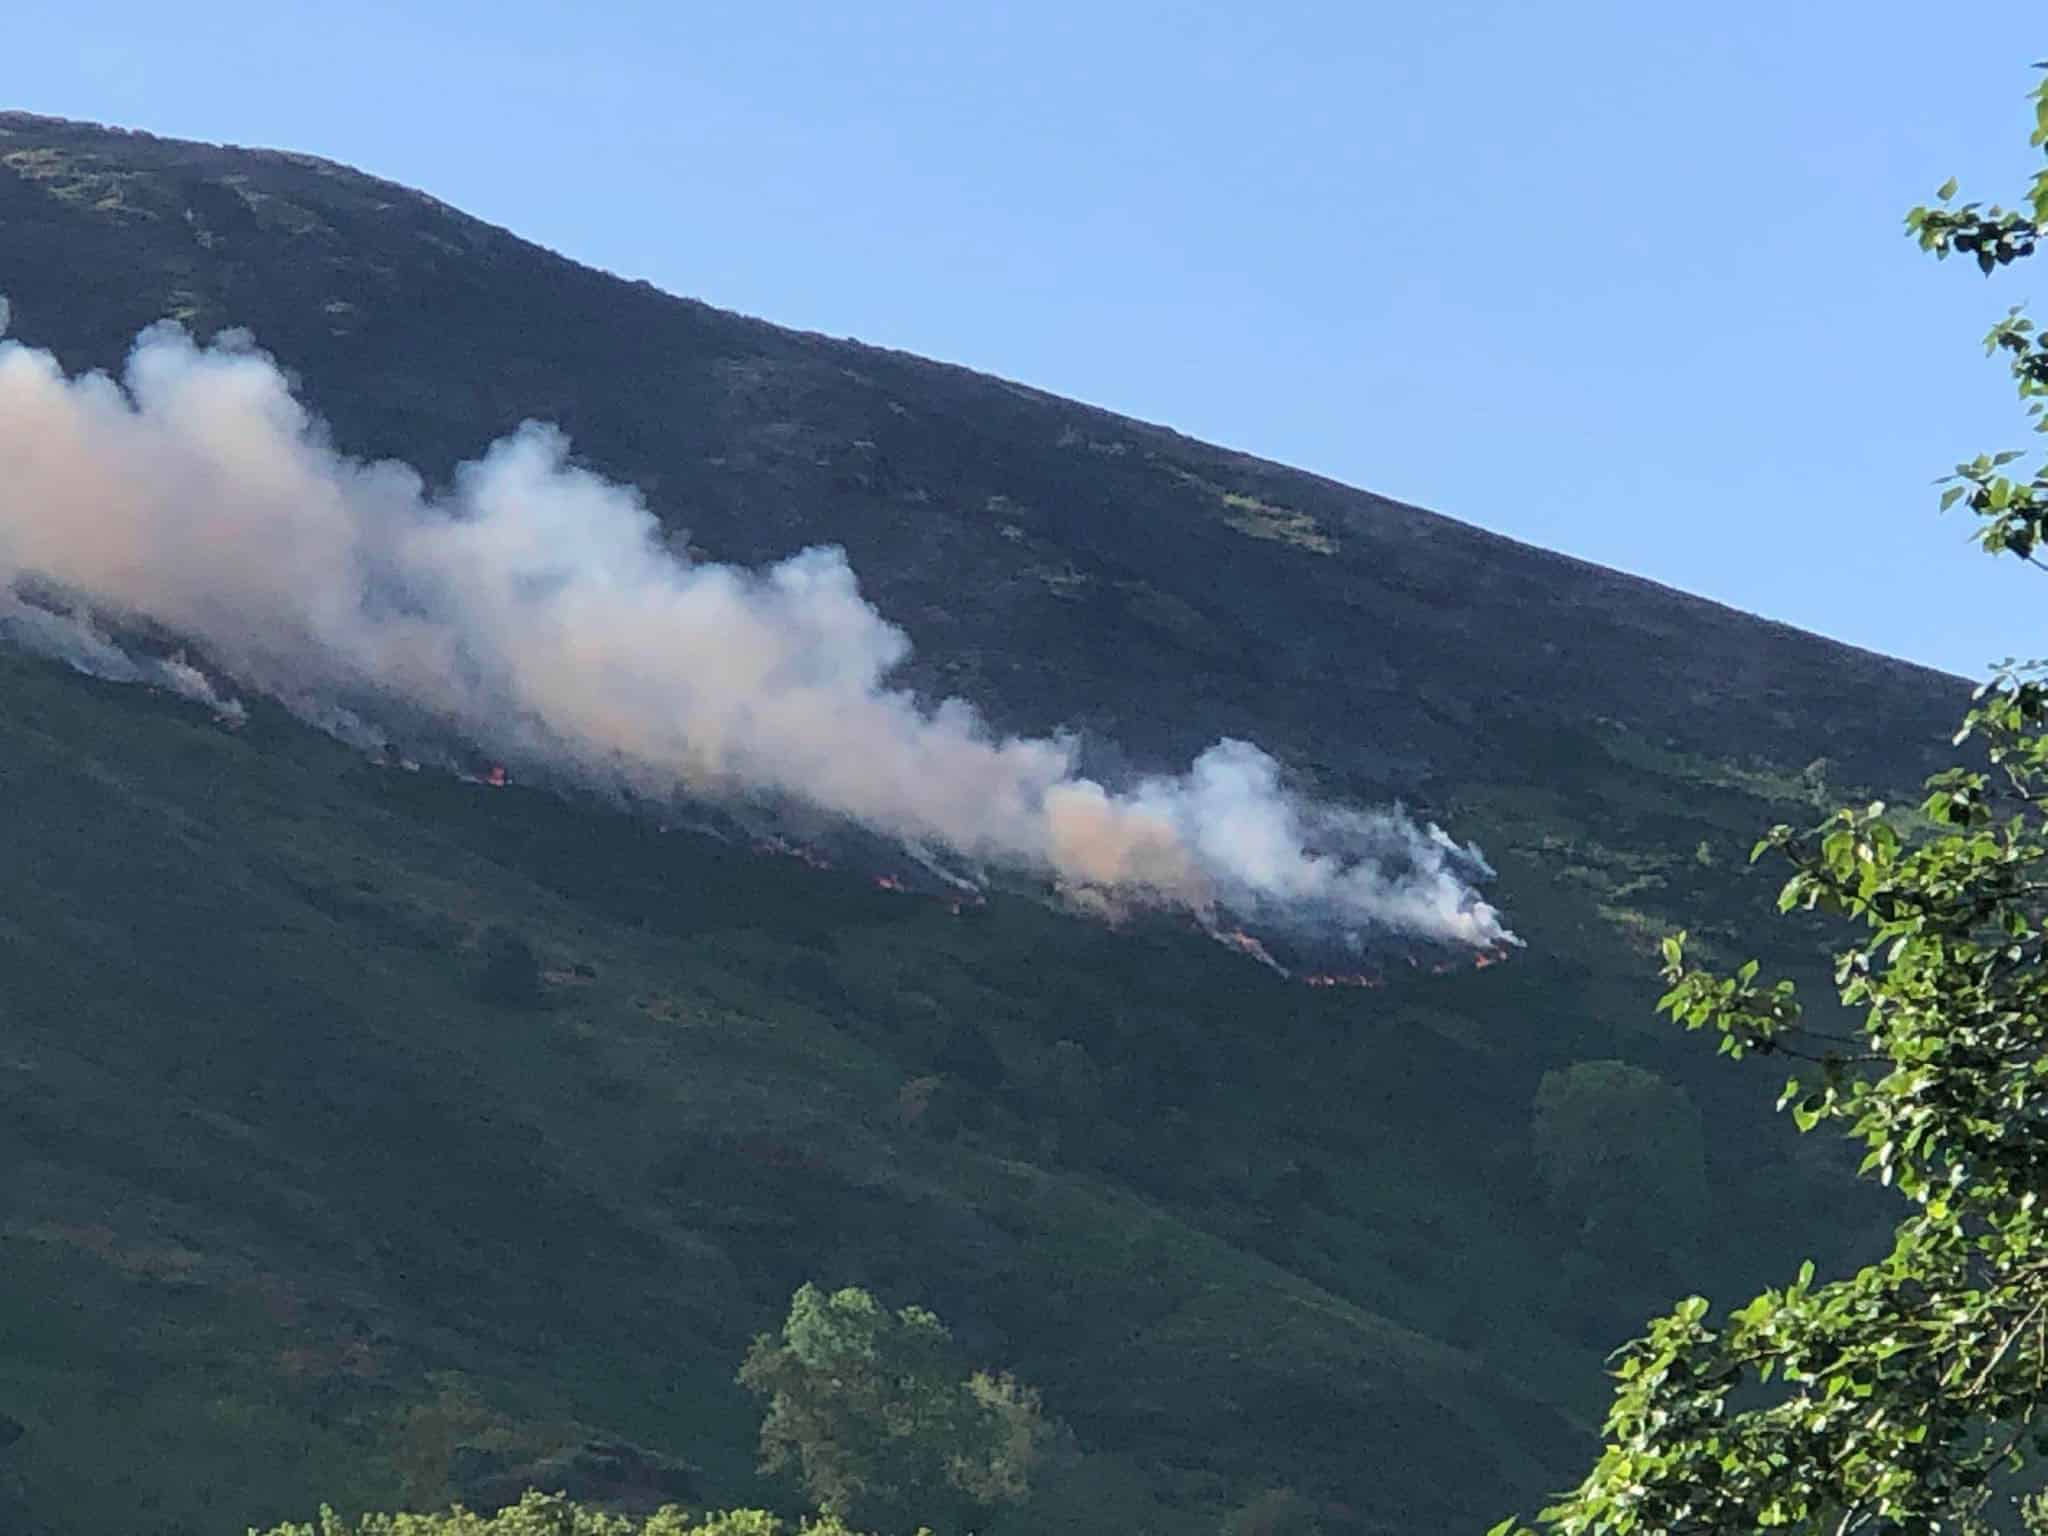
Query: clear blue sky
9,3,2045,676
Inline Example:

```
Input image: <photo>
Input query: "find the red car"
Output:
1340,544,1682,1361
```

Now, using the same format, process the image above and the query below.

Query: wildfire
1203,928,1513,988
1428,946,1512,975
1209,926,1284,972
752,835,836,872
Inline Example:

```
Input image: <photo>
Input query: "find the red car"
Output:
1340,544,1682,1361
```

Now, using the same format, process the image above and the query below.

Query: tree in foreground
738,1284,1050,1535
1499,64,2048,1536
249,1488,877,1536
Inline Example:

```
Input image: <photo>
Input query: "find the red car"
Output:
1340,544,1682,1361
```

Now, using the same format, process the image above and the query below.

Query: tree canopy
248,1489,882,1536
737,1284,1050,1534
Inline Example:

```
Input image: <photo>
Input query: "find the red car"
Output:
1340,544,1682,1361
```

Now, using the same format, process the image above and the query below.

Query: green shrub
1530,1059,1707,1259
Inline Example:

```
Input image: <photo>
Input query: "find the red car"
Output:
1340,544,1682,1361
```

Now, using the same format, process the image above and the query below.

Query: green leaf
1502,68,2048,1536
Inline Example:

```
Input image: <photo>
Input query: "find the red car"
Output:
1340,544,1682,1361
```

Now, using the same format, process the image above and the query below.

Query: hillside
0,113,1972,1535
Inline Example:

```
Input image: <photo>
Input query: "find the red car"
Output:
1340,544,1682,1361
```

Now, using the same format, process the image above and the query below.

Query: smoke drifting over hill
0,317,1515,952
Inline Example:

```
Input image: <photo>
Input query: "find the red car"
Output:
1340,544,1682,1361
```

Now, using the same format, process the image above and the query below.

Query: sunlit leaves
247,1490,898,1536
738,1285,1048,1534
1499,64,2048,1536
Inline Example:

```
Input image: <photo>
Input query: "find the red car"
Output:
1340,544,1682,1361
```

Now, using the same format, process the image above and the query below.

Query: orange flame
1428,947,1512,975
1212,927,1282,970
753,836,836,872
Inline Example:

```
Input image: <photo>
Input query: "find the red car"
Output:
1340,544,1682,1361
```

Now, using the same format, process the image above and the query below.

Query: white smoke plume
0,320,1516,952
0,590,247,724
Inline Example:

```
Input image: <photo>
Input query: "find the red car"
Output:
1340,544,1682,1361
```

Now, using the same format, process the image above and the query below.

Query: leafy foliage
738,1286,1048,1533
1501,65,2048,1536
249,1489,886,1536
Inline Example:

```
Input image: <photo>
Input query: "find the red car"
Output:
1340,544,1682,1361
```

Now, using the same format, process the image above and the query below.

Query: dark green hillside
0,114,1969,1534
0,112,1956,788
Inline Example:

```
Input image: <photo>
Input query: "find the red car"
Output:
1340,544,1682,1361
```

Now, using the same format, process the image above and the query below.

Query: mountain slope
0,111,1954,787
0,113,1970,1535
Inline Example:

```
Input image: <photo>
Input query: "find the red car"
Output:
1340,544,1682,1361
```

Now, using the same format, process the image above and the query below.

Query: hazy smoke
0,320,1516,951
0,591,248,723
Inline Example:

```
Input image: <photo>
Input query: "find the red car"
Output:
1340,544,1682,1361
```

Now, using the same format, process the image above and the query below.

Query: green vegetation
1166,468,1339,554
0,110,1974,1535
1220,1487,1328,1536
1530,1060,1706,1263
1500,63,2048,1536
251,1490,884,1536
474,925,545,1009
738,1285,1047,1532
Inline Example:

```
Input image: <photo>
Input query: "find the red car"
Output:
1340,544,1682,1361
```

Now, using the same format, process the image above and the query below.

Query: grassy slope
0,651,1584,1535
0,116,1966,1533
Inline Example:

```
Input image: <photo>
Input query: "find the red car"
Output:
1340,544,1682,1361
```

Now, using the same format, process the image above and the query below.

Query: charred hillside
0,112,1975,1536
